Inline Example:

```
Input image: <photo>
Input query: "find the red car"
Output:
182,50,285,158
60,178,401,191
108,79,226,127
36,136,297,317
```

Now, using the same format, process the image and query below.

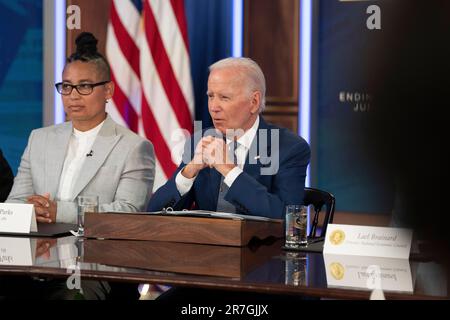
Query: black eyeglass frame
54,81,110,95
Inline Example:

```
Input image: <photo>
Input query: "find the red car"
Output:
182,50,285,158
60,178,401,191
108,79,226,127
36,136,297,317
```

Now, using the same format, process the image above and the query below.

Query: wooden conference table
0,234,448,300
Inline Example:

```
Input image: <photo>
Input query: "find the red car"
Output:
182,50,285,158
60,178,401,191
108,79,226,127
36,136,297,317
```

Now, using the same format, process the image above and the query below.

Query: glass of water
76,195,99,237
285,251,308,286
285,205,308,248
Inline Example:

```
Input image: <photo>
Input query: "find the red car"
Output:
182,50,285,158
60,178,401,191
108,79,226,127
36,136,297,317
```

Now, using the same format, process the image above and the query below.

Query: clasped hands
27,192,57,224
182,136,236,179
35,239,57,259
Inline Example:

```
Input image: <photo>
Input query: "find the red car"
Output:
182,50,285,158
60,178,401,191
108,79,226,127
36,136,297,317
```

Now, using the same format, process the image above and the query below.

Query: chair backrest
303,187,336,238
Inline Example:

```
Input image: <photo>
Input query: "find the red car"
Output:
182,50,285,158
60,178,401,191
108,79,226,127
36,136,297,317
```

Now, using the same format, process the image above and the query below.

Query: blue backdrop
0,0,43,174
315,0,394,213
185,0,233,127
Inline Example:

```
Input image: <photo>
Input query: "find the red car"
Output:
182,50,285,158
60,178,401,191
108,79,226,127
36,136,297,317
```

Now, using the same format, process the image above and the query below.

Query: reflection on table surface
323,254,414,293
0,235,448,299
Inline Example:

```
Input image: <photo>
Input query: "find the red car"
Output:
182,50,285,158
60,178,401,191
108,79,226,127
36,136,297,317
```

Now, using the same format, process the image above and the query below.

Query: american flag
106,0,194,191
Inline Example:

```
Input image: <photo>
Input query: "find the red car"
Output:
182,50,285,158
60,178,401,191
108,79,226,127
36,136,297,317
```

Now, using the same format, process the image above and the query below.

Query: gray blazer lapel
46,122,72,198
71,117,122,200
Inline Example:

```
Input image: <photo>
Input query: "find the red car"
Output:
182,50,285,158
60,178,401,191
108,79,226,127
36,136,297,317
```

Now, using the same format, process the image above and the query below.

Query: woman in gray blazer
7,32,155,224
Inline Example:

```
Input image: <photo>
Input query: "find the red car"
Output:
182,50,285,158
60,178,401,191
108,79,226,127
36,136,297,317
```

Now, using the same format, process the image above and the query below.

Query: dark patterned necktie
216,141,239,213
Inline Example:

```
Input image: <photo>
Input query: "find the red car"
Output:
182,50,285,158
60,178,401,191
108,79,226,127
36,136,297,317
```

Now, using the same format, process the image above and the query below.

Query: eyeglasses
55,81,110,95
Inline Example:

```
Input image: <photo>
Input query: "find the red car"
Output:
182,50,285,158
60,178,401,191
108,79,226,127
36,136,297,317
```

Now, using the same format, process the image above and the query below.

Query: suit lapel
244,118,272,180
71,117,122,200
209,168,222,209
46,122,72,198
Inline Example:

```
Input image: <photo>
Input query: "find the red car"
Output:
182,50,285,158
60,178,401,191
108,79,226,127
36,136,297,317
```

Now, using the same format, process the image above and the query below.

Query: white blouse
56,121,105,201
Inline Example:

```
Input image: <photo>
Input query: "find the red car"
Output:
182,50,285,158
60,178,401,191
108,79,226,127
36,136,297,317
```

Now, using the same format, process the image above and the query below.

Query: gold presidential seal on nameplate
329,229,345,245
329,262,345,280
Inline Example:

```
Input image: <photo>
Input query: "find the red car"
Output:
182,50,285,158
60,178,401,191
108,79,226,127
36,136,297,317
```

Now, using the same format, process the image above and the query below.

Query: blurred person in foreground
367,1,450,261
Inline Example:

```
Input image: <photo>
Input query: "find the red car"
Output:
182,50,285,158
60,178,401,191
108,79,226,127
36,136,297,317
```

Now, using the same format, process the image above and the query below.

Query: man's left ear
250,91,261,114
105,81,115,100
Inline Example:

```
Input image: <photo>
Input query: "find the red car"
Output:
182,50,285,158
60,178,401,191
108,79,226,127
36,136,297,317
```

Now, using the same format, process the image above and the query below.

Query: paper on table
154,209,280,222
108,209,279,222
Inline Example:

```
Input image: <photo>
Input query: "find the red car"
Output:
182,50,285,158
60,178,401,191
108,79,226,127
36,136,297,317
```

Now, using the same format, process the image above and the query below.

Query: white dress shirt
56,121,105,201
176,116,260,196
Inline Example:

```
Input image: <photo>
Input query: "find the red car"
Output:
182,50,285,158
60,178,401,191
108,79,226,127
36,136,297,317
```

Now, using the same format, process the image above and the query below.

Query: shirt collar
73,119,105,138
225,116,259,149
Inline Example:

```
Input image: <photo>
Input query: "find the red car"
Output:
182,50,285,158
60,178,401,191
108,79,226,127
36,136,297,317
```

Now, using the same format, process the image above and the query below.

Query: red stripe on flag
141,95,177,177
169,0,190,53
111,71,139,132
110,2,141,79
143,1,193,133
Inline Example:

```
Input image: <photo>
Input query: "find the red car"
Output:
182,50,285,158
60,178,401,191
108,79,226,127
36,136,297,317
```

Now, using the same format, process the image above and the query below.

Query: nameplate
0,203,38,234
0,237,36,266
323,224,412,259
323,254,414,293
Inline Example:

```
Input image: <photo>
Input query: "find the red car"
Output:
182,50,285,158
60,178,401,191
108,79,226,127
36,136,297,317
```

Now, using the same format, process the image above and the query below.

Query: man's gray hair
209,57,266,113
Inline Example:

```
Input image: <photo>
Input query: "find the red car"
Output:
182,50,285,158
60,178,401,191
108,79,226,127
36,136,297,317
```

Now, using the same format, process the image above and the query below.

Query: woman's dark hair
67,32,111,80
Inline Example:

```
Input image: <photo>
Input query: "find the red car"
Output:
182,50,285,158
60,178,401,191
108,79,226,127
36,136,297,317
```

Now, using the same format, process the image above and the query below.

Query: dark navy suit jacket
0,148,14,202
148,118,310,219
